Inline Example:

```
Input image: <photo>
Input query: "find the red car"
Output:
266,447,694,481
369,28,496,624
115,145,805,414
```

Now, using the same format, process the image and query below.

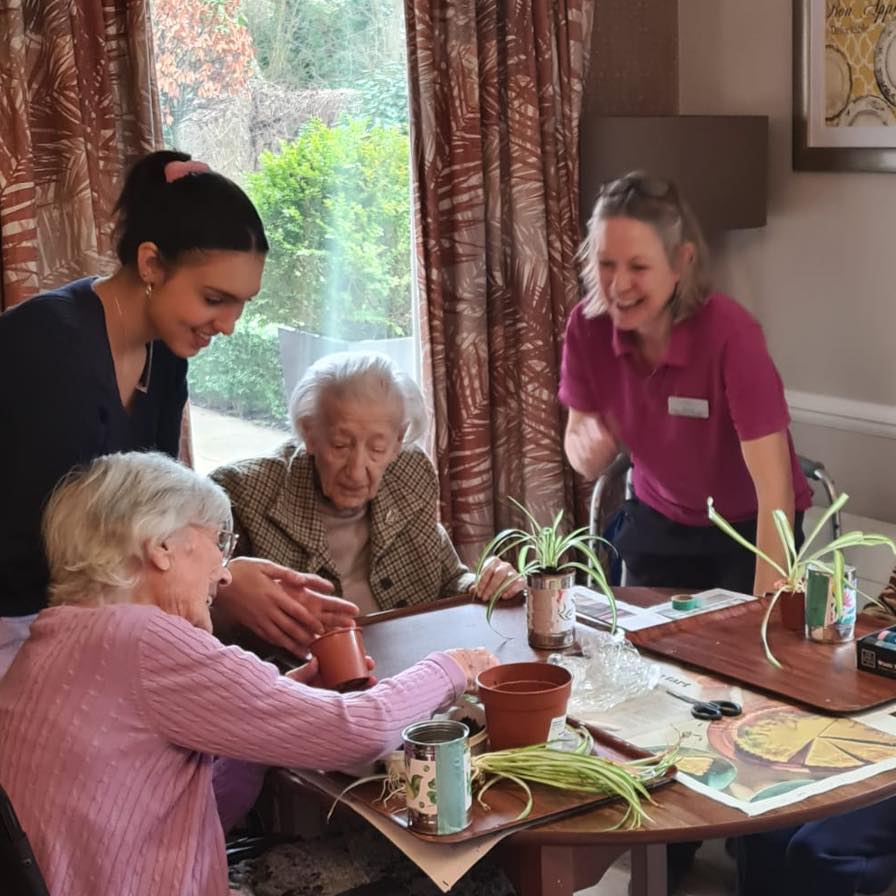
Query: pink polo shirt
559,293,812,526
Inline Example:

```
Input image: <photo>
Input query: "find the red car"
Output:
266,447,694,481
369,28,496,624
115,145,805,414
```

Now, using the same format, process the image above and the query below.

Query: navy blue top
0,278,188,616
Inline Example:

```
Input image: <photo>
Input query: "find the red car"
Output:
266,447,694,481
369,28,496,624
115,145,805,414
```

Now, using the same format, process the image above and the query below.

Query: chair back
0,785,50,896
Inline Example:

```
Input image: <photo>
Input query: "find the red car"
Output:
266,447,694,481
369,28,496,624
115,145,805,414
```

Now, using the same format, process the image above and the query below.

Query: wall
679,0,896,522
586,0,678,117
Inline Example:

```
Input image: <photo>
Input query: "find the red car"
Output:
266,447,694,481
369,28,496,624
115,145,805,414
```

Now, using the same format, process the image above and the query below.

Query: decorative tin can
402,720,472,835
526,571,576,649
805,562,857,643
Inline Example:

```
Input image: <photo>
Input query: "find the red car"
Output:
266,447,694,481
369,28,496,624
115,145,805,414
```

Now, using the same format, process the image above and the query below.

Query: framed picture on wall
794,0,896,172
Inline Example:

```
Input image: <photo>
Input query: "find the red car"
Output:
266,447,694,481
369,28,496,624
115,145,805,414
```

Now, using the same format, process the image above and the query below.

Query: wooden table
309,591,896,896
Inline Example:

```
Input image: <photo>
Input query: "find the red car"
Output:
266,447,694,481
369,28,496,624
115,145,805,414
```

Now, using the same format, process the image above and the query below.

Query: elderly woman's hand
214,558,359,656
471,556,526,603
444,647,499,692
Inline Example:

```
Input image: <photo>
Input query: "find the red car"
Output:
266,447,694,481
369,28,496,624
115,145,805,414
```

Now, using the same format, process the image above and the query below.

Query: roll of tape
671,595,698,611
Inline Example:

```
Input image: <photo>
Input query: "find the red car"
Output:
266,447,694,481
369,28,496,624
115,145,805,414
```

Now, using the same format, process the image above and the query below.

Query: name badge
668,396,709,419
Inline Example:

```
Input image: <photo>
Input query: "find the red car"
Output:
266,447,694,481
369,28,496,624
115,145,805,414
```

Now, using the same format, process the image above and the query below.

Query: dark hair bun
114,150,268,266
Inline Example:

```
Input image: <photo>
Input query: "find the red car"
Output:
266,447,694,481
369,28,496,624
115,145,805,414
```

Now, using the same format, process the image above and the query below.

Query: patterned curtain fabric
0,0,161,311
405,0,595,564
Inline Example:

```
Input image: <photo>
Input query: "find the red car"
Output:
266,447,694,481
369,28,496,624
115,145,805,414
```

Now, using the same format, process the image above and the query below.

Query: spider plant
476,497,617,632
331,725,677,831
707,493,896,668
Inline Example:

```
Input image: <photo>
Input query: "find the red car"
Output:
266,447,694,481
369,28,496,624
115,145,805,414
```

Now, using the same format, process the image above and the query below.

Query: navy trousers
736,799,896,896
611,498,805,594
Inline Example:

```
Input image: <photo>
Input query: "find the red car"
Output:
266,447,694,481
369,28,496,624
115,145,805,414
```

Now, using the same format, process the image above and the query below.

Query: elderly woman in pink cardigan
0,451,495,896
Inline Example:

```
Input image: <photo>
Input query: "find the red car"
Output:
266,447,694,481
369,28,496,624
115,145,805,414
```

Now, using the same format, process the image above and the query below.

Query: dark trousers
612,498,805,594
736,799,896,896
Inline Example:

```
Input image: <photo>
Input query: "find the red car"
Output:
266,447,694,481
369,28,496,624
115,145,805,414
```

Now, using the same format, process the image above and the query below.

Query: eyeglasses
600,174,677,204
215,528,239,566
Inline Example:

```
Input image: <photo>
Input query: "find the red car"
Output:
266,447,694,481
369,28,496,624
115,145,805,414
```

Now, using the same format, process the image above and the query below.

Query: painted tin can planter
805,562,857,643
402,720,472,835
526,571,576,649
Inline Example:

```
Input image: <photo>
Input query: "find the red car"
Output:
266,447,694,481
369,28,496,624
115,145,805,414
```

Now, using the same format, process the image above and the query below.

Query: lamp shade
579,115,769,234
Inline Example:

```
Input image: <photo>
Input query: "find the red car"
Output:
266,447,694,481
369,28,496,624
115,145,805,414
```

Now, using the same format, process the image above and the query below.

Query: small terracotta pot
309,627,369,691
777,590,806,632
477,661,572,750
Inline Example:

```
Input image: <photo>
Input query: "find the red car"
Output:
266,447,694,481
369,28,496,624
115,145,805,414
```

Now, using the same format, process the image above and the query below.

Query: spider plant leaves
802,532,896,567
772,508,797,571
707,498,789,581
709,492,896,666
759,585,787,669
797,492,849,560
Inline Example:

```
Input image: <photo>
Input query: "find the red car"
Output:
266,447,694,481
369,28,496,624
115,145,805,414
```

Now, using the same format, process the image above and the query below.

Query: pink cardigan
0,604,465,896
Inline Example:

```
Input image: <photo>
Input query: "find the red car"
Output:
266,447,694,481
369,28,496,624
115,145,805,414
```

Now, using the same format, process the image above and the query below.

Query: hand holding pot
472,556,525,603
215,559,359,656
444,647,499,692
286,654,377,688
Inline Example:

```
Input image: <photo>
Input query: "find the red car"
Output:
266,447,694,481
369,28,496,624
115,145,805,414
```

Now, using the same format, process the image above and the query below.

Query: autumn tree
152,0,256,145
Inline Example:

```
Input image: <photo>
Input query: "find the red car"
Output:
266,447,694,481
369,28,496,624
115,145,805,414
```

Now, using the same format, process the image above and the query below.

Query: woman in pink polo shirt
560,171,811,599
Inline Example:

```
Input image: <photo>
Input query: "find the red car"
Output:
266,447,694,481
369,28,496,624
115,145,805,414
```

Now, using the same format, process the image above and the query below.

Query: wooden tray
312,722,676,844
625,599,896,714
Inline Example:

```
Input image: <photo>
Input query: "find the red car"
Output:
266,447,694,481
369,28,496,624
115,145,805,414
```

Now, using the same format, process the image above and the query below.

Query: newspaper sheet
573,658,896,816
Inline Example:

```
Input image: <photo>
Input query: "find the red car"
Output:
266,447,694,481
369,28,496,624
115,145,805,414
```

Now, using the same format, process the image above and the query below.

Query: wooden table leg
630,843,667,896
494,842,624,896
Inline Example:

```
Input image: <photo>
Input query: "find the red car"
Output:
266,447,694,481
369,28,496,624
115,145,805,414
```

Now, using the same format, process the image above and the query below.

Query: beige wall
679,0,896,522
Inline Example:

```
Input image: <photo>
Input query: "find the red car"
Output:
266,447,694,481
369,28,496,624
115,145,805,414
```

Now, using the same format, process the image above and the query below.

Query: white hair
288,351,428,447
42,451,232,607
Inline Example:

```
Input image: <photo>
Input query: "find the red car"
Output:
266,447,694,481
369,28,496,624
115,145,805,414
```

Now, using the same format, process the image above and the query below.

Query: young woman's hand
214,558,358,656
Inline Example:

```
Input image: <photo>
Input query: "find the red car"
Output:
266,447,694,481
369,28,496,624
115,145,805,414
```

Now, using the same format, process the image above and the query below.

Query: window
150,0,414,473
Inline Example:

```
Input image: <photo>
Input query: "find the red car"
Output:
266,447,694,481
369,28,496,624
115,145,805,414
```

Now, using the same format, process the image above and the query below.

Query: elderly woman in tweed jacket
210,352,523,628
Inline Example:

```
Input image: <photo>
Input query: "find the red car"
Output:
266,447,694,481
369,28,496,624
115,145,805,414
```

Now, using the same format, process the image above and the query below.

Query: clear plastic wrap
548,627,659,713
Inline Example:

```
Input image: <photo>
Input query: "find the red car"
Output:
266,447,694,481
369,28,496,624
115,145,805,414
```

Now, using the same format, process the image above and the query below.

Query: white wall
679,0,896,523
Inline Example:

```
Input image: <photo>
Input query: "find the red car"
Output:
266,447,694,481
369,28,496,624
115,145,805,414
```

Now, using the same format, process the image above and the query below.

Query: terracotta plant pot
309,627,369,691
777,590,806,632
477,661,572,750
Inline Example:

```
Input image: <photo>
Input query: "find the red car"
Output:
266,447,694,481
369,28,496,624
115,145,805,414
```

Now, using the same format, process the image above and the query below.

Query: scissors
666,689,742,721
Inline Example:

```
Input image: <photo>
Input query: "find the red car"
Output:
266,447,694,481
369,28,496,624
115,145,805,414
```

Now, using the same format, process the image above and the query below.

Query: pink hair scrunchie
164,160,211,183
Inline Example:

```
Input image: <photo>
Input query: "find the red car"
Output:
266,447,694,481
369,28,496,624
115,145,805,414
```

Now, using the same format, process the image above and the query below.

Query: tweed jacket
210,441,475,611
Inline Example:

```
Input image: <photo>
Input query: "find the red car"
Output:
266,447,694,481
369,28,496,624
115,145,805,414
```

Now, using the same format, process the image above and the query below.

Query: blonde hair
42,452,231,606
288,351,428,447
578,171,712,321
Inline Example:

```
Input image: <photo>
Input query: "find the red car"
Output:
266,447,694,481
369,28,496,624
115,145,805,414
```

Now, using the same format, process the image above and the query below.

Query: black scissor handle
690,703,723,721
709,700,742,717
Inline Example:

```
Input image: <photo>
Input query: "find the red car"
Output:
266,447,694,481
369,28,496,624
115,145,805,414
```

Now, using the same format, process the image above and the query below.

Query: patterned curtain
0,0,161,311
405,0,594,564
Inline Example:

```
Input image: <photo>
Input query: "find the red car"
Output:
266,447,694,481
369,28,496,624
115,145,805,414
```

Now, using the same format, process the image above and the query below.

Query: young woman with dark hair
0,151,356,676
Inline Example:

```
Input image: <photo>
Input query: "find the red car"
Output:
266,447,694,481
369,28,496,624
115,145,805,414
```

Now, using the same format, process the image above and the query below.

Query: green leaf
707,498,789,580
759,586,786,669
801,532,896,567
407,774,422,798
792,493,850,565
771,509,797,570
